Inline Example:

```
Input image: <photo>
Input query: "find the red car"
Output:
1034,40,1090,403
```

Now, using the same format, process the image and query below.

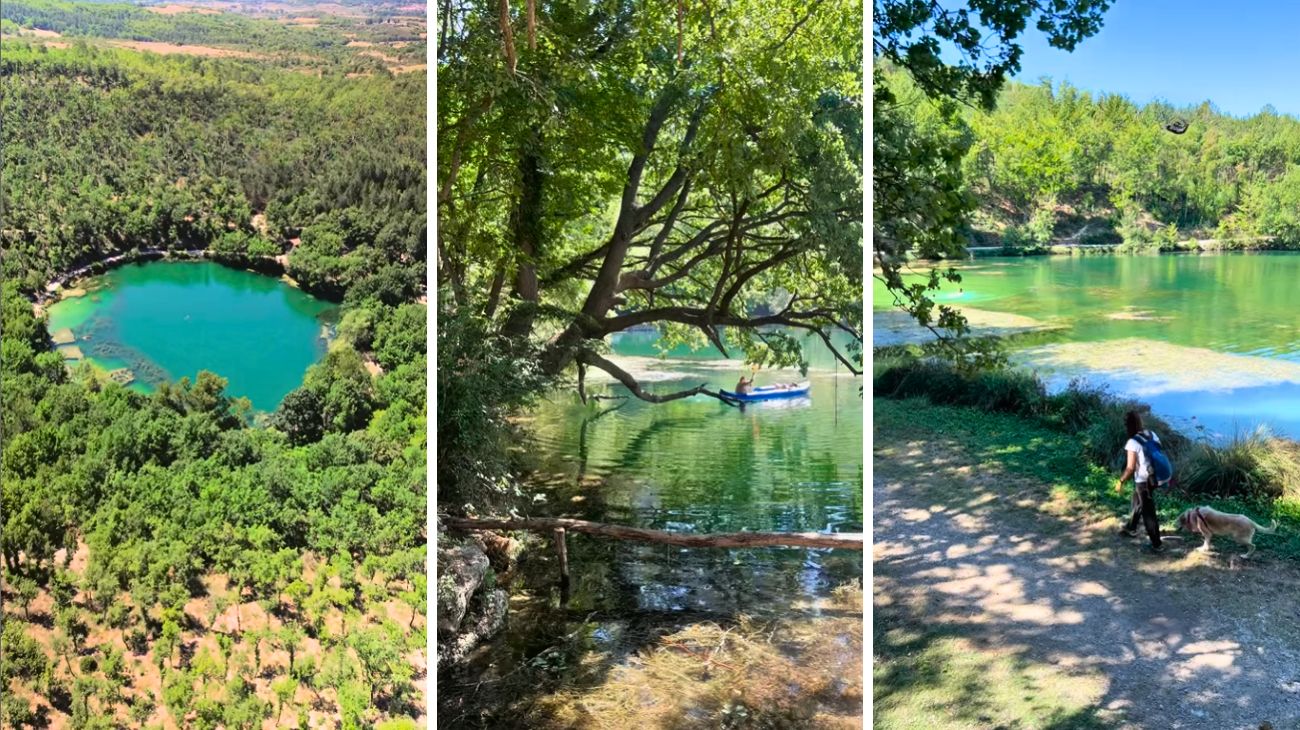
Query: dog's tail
1252,518,1279,535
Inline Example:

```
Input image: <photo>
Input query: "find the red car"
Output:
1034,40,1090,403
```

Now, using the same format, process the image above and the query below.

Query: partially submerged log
445,517,864,551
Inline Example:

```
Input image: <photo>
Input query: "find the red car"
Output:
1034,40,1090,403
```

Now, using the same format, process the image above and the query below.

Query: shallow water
46,261,337,411
873,253,1300,437
524,352,864,617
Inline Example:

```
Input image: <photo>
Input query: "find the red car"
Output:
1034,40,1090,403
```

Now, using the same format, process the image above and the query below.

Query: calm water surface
47,262,337,411
873,253,1300,436
524,350,863,616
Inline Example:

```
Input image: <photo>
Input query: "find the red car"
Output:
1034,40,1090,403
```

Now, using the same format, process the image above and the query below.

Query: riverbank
964,236,1292,258
873,397,1300,729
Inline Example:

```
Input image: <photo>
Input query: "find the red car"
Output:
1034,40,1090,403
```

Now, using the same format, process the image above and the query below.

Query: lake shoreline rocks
35,249,302,307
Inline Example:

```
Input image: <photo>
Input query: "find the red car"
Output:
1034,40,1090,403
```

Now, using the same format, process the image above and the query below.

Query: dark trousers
1125,480,1162,547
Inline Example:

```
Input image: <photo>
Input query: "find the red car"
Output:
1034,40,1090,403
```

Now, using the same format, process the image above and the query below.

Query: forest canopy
437,0,864,384
0,42,426,298
891,68,1300,250
1,35,427,728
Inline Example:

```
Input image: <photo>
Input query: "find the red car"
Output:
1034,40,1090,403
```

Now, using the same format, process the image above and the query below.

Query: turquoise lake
873,252,1300,438
46,261,337,411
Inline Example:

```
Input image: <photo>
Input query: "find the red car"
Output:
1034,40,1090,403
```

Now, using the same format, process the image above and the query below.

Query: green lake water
46,261,337,412
872,252,1300,437
453,329,864,713
523,347,864,616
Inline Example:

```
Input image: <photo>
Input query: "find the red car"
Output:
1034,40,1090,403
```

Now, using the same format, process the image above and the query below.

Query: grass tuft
1180,429,1300,500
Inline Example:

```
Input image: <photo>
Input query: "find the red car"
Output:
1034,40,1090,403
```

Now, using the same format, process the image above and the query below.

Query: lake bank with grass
874,361,1300,556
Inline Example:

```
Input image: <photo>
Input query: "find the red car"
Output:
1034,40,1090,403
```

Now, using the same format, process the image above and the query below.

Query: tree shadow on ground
872,415,1300,730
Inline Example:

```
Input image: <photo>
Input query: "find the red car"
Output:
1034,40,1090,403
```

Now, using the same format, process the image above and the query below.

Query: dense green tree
872,0,1112,352
3,4,421,728
439,0,862,382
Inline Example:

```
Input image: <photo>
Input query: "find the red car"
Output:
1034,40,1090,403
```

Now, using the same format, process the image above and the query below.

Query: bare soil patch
146,4,222,15
107,40,264,58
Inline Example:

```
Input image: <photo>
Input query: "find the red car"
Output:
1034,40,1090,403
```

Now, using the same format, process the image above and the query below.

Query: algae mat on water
46,261,338,411
873,253,1300,437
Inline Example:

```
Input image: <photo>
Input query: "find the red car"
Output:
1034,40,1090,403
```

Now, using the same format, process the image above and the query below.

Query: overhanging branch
578,350,740,406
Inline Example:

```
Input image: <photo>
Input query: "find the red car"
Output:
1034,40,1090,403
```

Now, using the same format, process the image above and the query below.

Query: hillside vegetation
0,41,425,298
879,65,1300,254
1,26,427,730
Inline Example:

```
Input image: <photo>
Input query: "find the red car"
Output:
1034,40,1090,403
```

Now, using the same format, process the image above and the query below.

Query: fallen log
444,517,864,551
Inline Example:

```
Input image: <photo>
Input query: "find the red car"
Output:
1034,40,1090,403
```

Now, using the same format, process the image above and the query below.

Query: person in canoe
735,375,754,395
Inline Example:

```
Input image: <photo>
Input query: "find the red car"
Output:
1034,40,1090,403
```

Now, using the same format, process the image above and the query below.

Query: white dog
1176,506,1278,559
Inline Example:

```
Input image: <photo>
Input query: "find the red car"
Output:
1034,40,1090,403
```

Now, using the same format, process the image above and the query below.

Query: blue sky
1011,0,1300,118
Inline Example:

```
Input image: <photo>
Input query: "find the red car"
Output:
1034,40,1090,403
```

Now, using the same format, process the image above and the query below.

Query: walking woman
1116,410,1171,552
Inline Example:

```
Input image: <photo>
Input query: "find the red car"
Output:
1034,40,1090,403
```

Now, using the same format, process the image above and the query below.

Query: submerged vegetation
1,10,426,727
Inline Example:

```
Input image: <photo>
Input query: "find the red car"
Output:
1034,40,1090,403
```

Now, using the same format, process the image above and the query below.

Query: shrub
873,358,1043,414
1180,429,1299,500
1044,380,1112,432
964,368,1046,414
1,619,48,682
126,628,149,655
436,298,550,511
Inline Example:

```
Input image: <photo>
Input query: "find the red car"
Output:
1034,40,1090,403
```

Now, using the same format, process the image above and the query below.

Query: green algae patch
875,307,1063,347
1103,309,1171,322
1020,338,1300,394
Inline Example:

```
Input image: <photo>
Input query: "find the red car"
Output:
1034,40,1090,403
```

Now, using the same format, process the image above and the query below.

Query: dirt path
874,429,1300,729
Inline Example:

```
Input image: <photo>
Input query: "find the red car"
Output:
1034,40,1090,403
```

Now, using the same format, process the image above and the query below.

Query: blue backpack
1133,431,1173,484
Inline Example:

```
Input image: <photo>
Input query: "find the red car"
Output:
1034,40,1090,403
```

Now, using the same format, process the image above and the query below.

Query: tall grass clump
874,357,1046,416
1180,429,1300,500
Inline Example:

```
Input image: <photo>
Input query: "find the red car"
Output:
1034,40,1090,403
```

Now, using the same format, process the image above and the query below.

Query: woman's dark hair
1124,410,1144,438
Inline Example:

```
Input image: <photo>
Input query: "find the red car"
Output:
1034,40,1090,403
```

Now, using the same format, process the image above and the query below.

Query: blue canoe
720,381,811,402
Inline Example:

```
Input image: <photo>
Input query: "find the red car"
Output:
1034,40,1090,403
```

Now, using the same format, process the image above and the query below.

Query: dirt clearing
874,401,1300,729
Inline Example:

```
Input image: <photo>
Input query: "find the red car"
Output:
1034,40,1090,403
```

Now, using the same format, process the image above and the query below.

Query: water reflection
528,365,863,617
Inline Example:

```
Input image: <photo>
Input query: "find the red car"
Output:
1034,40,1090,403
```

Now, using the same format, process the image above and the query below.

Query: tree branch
445,516,864,550
578,350,739,406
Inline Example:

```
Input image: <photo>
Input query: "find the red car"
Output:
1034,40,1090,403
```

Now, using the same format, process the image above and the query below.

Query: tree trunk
446,517,863,550
501,142,545,338
482,263,506,319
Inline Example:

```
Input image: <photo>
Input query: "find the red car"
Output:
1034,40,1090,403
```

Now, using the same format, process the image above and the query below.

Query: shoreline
966,237,1292,259
34,249,299,308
